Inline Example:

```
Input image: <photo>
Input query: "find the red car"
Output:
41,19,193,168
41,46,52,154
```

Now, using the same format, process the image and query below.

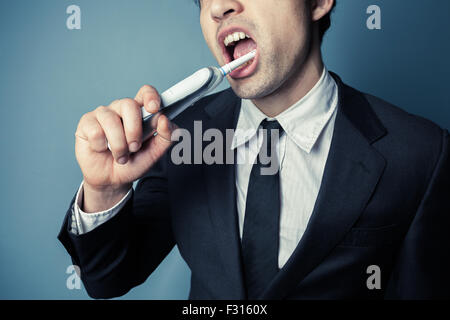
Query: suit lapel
202,89,247,299
261,74,388,299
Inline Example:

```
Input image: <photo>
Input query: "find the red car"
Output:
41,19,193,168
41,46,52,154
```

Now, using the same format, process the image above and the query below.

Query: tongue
233,38,257,60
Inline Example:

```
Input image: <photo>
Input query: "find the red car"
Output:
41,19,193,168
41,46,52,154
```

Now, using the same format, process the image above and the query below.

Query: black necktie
242,119,284,299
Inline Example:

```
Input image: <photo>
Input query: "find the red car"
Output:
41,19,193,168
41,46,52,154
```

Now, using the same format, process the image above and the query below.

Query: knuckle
95,105,108,115
121,98,139,111
109,99,120,106
79,112,91,125
88,126,104,141
96,108,117,123
142,84,155,92
121,97,135,104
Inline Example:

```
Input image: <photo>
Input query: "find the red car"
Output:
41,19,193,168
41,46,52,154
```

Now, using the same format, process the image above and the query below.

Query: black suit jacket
58,73,450,299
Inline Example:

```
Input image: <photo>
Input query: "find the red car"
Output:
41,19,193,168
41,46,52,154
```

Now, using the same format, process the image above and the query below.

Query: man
58,0,450,299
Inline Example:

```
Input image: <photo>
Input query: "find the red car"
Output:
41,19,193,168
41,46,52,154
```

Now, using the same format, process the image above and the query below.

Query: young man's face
200,0,312,99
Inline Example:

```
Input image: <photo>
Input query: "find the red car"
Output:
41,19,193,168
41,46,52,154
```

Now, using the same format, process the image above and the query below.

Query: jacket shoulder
362,92,447,169
364,93,445,138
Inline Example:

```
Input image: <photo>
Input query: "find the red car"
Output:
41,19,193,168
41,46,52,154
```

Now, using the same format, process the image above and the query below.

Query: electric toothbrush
116,50,257,147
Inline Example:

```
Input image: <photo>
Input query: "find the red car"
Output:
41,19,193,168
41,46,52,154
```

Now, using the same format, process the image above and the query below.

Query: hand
74,85,176,212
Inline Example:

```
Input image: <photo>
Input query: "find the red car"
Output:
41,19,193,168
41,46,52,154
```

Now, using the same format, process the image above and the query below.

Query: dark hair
193,0,336,41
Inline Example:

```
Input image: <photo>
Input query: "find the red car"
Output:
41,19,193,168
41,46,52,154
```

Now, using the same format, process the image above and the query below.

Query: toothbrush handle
107,67,223,150
141,67,221,142
141,87,211,141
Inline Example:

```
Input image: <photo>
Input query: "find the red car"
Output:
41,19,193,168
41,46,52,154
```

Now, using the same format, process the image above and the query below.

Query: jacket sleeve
57,154,175,299
385,129,450,299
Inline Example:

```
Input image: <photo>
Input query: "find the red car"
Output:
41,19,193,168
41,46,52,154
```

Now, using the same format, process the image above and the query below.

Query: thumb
128,115,178,173
131,115,174,166
155,114,176,145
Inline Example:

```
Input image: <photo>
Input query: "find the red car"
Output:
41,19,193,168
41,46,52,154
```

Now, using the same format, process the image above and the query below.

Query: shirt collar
231,68,338,153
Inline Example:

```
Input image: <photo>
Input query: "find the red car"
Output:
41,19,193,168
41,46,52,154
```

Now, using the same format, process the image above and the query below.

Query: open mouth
219,28,259,78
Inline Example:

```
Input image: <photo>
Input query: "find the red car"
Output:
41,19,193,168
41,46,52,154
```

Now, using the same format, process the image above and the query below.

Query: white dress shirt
71,68,339,269
233,68,338,267
70,183,131,235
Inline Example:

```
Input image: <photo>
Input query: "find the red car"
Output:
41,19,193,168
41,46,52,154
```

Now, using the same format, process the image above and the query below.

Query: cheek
282,22,309,56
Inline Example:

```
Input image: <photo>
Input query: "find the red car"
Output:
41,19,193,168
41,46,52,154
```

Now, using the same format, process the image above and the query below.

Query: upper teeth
224,31,250,47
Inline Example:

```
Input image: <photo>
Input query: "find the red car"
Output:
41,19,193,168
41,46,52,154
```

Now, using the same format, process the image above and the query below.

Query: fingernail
117,156,128,165
148,100,159,111
129,142,140,153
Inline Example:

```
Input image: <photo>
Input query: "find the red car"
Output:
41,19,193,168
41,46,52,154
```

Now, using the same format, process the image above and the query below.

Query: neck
251,43,324,118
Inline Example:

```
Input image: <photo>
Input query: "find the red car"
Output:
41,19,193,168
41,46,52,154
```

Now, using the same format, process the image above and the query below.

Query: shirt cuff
70,182,132,235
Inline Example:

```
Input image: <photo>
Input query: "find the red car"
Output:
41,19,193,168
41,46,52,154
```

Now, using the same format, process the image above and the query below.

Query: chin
229,75,278,100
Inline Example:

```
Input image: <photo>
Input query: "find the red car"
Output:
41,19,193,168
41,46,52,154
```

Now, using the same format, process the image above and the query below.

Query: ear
311,0,335,22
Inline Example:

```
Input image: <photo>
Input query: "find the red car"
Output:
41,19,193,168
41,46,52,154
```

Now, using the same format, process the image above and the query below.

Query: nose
209,0,243,22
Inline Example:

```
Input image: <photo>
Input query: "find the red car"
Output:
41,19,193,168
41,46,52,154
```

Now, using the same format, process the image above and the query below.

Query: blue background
0,0,448,299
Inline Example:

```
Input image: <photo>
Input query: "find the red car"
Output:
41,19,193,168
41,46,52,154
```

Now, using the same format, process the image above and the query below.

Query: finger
110,99,143,153
95,106,129,164
76,112,108,152
134,85,161,114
